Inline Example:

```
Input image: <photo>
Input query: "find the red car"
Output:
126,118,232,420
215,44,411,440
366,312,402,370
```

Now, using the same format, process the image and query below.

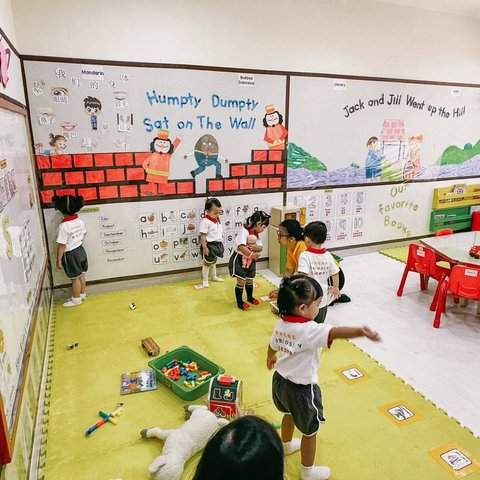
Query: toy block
141,337,160,357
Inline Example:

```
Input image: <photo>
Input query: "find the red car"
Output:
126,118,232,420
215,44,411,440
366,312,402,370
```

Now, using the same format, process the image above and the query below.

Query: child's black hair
49,133,66,147
244,211,270,229
205,197,222,211
279,219,304,241
193,415,284,480
149,137,174,154
304,221,327,245
262,111,284,127
83,96,102,111
52,194,84,216
277,275,323,316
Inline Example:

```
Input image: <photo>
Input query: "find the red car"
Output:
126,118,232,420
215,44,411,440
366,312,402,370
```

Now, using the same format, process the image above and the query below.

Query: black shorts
201,241,225,264
62,245,88,279
228,251,256,280
314,305,328,324
272,371,325,436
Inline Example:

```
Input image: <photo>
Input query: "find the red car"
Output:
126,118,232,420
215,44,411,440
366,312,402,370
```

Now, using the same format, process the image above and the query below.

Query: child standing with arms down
229,211,270,310
267,275,381,480
53,195,88,307
298,221,340,323
199,198,225,288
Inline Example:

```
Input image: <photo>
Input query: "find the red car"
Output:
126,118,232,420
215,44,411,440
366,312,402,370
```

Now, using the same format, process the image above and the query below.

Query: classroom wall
0,0,16,45
11,0,480,83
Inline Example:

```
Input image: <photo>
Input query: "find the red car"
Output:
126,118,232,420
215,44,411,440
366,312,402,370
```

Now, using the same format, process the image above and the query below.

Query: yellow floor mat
41,275,480,479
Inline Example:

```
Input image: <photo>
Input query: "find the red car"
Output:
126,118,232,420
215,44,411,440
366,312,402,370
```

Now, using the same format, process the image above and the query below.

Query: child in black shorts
228,211,270,310
199,198,225,288
267,275,381,480
53,194,88,307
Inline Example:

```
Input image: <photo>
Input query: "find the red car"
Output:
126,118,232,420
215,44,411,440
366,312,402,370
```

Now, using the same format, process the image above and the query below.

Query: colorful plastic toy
207,374,243,419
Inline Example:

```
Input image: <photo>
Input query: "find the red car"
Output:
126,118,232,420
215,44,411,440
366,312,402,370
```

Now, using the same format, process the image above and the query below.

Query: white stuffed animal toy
141,405,229,480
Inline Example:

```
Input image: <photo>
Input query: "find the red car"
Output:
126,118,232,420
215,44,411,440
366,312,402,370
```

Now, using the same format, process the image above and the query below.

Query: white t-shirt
199,217,223,242
56,216,87,252
234,227,263,253
270,317,333,385
298,249,340,308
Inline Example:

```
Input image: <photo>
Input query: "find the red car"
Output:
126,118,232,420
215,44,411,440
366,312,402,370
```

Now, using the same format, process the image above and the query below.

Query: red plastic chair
433,265,480,328
435,228,454,236
397,244,450,309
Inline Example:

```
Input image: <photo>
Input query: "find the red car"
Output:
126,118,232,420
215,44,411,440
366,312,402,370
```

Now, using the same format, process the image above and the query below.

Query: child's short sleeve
329,253,340,276
235,228,249,247
297,251,310,275
56,223,69,245
199,218,209,234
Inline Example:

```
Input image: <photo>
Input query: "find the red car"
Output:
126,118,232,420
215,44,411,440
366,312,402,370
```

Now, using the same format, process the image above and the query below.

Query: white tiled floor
260,250,480,437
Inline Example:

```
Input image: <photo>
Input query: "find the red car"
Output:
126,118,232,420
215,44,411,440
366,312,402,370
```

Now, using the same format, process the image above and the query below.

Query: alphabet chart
43,192,282,285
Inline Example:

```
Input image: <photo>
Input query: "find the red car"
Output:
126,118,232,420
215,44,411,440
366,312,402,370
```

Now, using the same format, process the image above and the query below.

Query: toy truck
469,245,480,259
141,337,160,357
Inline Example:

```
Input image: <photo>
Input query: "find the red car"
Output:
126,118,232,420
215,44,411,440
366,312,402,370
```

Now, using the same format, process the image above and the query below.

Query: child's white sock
80,293,87,301
63,297,82,308
283,438,301,455
211,264,224,282
202,266,210,287
300,464,331,480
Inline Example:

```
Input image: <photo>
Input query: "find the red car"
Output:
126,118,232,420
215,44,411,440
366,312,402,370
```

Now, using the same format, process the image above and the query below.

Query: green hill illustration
440,139,480,165
287,142,327,171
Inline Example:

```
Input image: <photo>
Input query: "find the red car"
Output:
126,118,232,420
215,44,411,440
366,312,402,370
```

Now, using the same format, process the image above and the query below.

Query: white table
421,231,480,313
420,231,480,268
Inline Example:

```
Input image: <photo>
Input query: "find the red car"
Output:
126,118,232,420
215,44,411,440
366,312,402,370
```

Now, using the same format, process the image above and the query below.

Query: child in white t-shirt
298,221,340,323
228,211,270,310
198,198,225,288
53,194,88,307
267,275,381,480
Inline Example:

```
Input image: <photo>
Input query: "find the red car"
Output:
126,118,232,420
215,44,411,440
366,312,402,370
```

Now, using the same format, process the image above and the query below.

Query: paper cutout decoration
0,36,11,88
83,96,102,130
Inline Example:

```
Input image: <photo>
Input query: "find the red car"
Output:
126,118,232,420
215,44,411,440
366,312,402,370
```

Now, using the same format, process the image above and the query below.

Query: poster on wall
24,61,287,203
43,192,283,285
0,107,47,463
287,178,480,248
287,76,480,189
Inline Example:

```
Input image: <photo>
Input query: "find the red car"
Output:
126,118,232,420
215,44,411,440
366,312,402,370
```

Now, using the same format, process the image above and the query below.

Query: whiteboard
44,192,283,285
0,107,47,435
287,178,480,249
287,76,480,188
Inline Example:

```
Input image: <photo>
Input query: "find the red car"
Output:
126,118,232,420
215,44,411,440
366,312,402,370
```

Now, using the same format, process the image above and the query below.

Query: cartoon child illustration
185,134,226,179
48,133,67,155
365,136,384,181
83,96,102,130
263,104,288,150
403,135,423,180
142,130,181,195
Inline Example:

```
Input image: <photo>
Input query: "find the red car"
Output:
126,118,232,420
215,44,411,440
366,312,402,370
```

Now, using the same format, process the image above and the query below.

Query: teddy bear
141,405,229,480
